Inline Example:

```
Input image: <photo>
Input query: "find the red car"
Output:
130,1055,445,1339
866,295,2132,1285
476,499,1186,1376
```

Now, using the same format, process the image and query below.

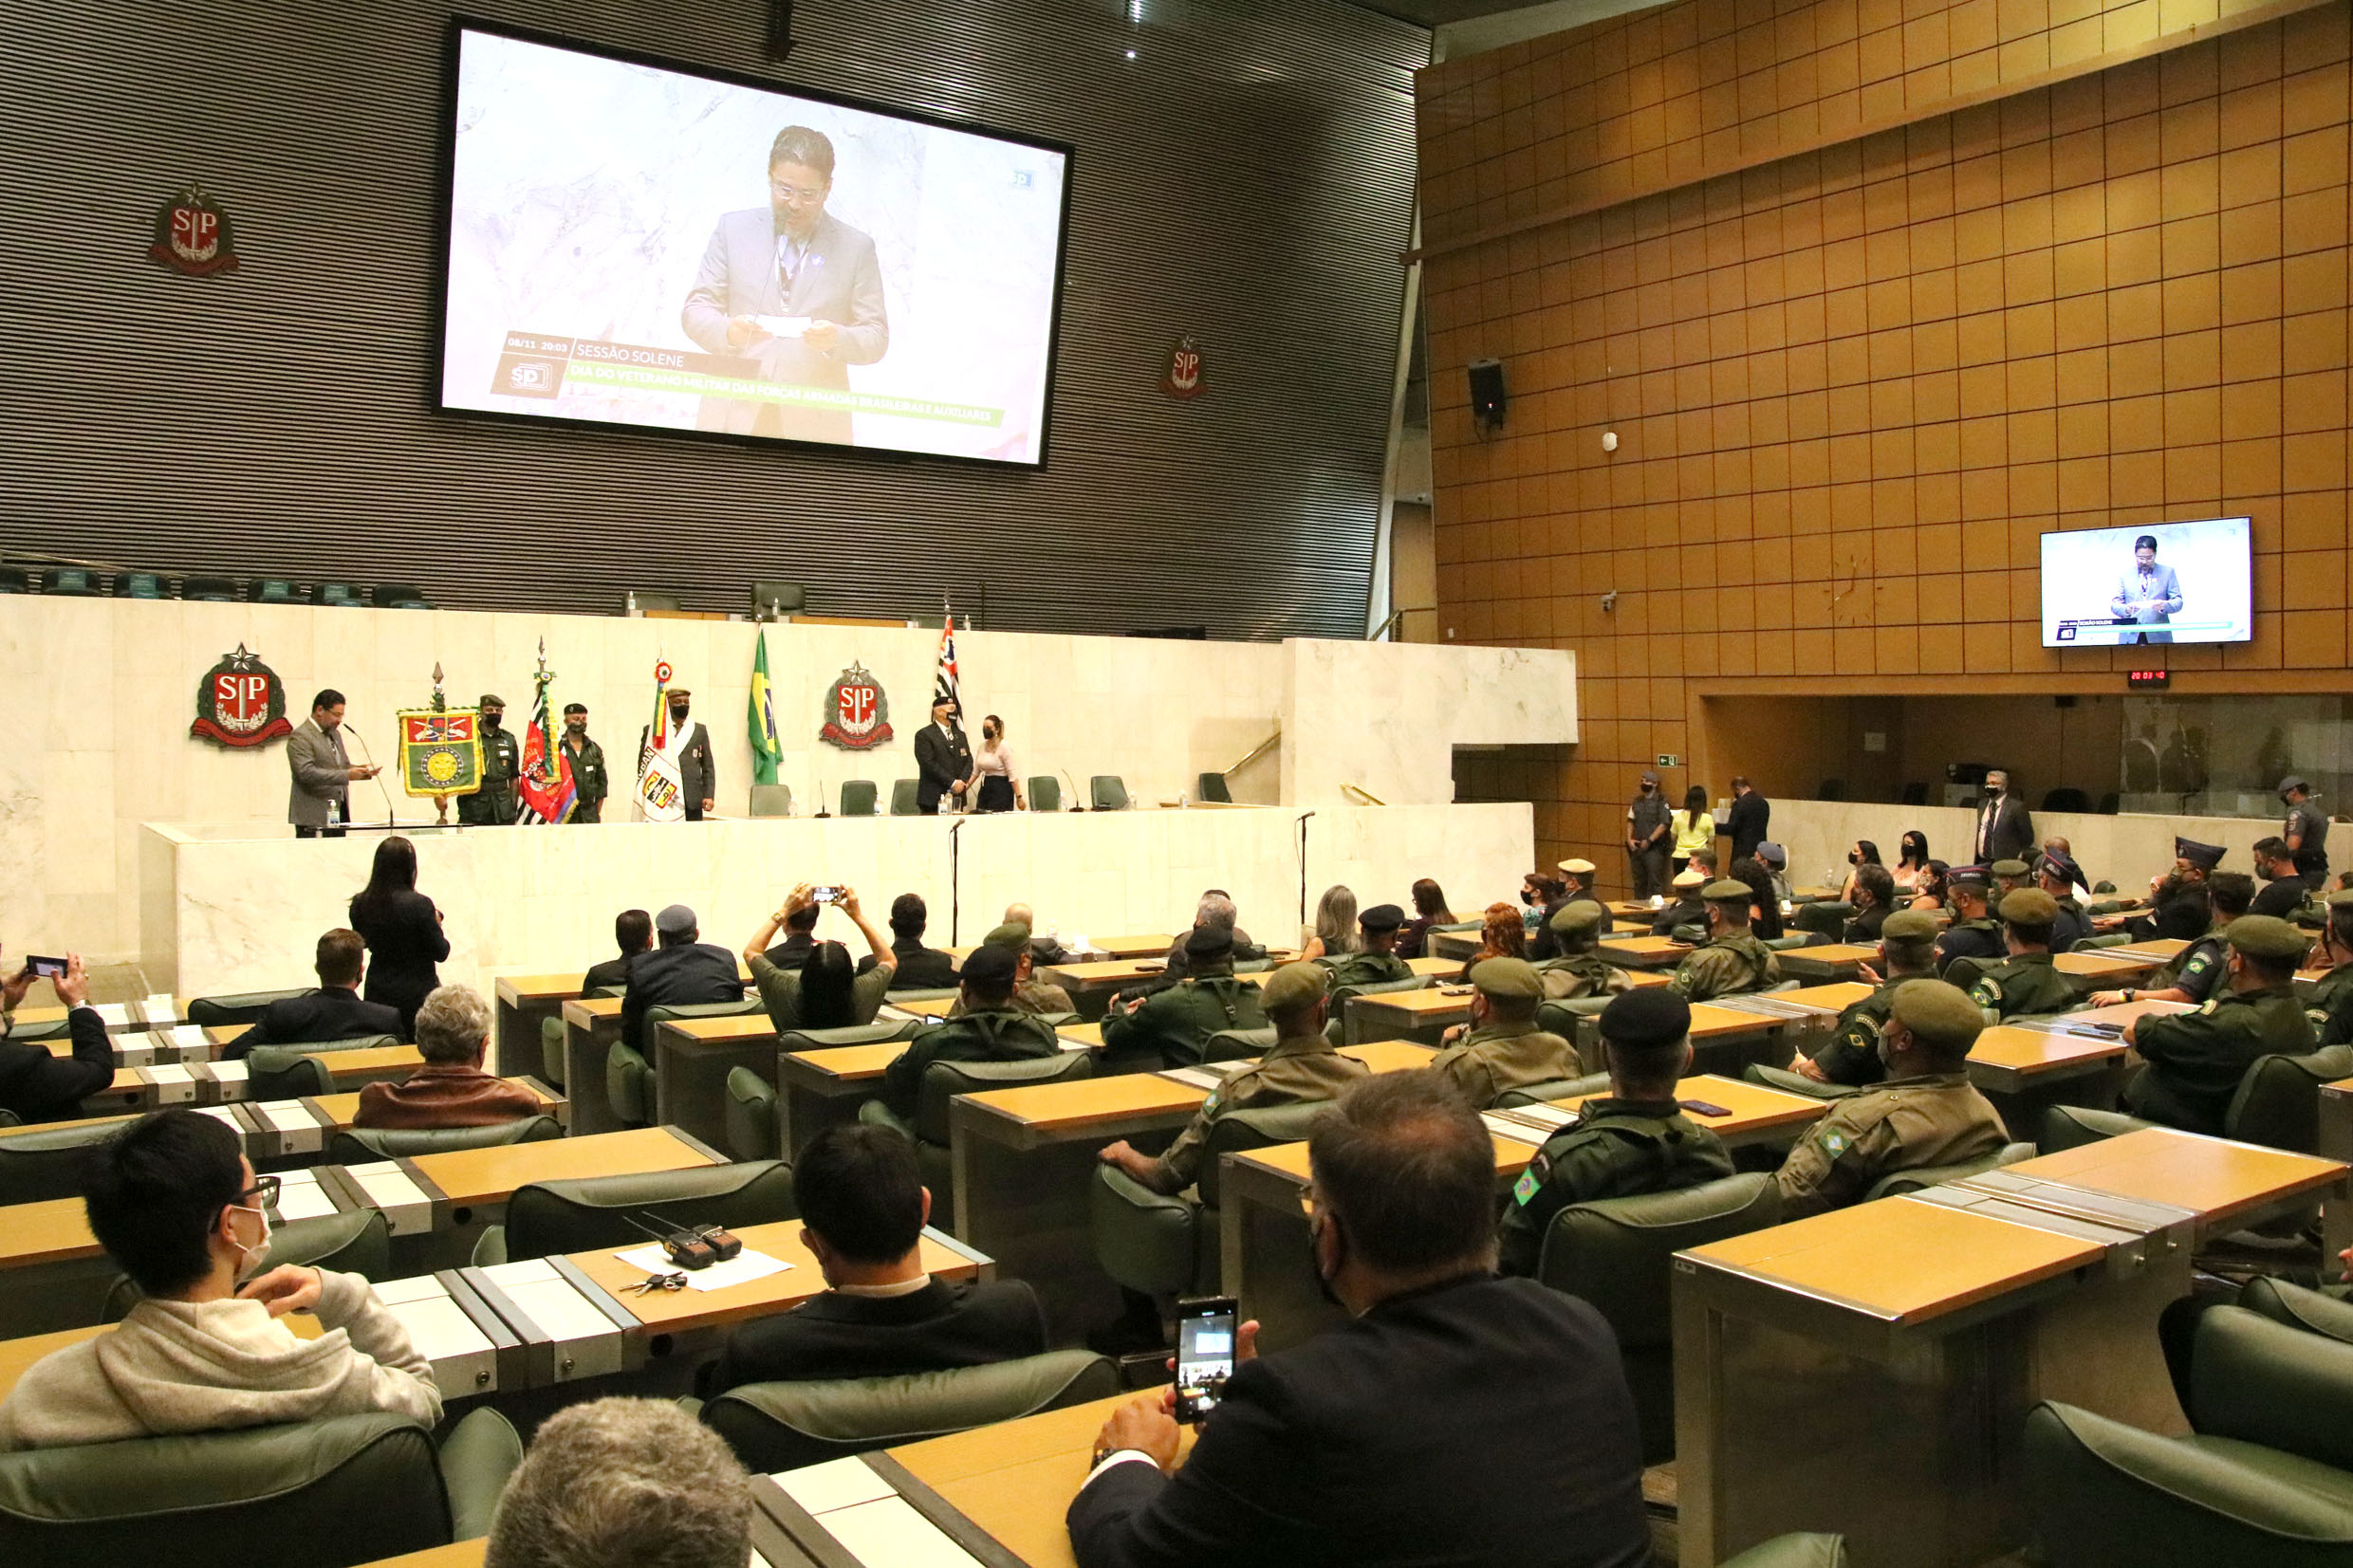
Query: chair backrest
1493,1072,1610,1108
916,1053,1093,1144
502,1160,798,1262
700,1350,1119,1473
0,1116,135,1205
1089,775,1129,811
537,1013,566,1087
187,988,310,1027
723,1066,781,1162
748,784,793,819
1793,903,1853,937
0,1411,456,1568
840,780,879,817
1027,776,1062,811
2043,787,2091,813
2093,879,2118,894
1197,1100,1334,1208
1201,1024,1276,1063
109,1208,396,1320
1939,955,1992,992
262,1033,401,1059
2225,1044,2353,1153
326,1116,562,1163
1764,934,1815,950
1863,1140,2035,1202
776,1019,921,1055
245,1048,333,1100
1196,771,1232,803
889,779,921,816
605,1042,654,1126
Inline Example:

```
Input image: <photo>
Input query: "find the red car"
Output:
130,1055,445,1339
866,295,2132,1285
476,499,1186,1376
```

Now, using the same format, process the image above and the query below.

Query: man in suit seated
698,1124,1046,1395
1160,891,1269,978
1425,957,1578,1108
227,929,402,1059
1068,1071,1651,1568
486,1398,750,1568
354,985,542,1131
582,909,652,992
1007,902,1077,968
0,949,112,1124
621,904,745,1053
878,944,1061,1120
857,893,961,991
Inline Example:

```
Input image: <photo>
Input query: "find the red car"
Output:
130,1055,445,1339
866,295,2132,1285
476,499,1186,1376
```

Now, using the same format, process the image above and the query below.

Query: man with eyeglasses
681,122,890,447
0,1109,440,1449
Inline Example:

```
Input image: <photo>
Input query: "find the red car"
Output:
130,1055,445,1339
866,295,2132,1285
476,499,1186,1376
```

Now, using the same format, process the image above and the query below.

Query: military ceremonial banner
748,631,782,786
634,660,687,822
934,613,961,713
398,710,483,798
517,639,575,824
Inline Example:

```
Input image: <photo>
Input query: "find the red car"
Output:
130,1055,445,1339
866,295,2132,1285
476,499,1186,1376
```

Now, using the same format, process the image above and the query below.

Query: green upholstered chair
1196,772,1232,803
104,1209,395,1321
244,1048,333,1101
748,784,792,818
113,572,169,600
325,1116,562,1164
1862,1141,2035,1202
2074,930,2134,948
1492,1071,1610,1108
2040,1044,2353,1158
474,1159,797,1265
889,779,921,816
1744,1061,1861,1101
859,1054,1094,1227
369,583,430,609
1090,1099,1332,1304
0,1110,17,1127
839,781,879,817
0,1407,521,1568
1720,1537,1848,1567
1764,933,1816,950
2243,1278,2353,1346
43,568,104,597
1089,775,1130,811
701,1350,1121,1473
1200,1024,1276,1064
2024,1307,2353,1567
1793,902,1855,938
1539,1172,1783,1465
0,1116,136,1205
1325,973,1434,1046
777,1019,921,1054
308,581,362,607
1027,776,1061,811
1533,994,1616,1067
1939,954,1992,993
248,1033,401,1059
187,989,311,1027
608,997,768,1127
538,1014,565,1087
1,1014,69,1044
723,1065,780,1162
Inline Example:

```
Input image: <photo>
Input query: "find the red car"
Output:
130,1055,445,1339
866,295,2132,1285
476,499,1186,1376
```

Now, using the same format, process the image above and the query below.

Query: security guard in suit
1099,926,1268,1071
1965,888,2081,1020
1427,958,1580,1109
560,703,608,823
1318,905,1415,988
1535,903,1634,1000
1496,988,1735,1277
2305,890,2353,1043
1097,963,1367,1193
2122,915,2317,1136
1775,980,2009,1219
877,944,1062,1118
1936,867,2006,972
1797,909,1942,1087
1667,879,1781,1002
457,692,523,826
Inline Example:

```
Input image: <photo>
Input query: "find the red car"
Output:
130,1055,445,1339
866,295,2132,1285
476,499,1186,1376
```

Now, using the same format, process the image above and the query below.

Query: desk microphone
1062,768,1085,811
342,724,399,827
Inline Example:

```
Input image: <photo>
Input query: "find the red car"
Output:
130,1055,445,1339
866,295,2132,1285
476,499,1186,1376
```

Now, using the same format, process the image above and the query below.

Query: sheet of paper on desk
1480,1111,1552,1146
1159,1065,1232,1091
818,1495,984,1568
1496,1102,1578,1133
139,994,176,1022
775,1455,899,1513
166,1024,209,1051
613,1245,792,1292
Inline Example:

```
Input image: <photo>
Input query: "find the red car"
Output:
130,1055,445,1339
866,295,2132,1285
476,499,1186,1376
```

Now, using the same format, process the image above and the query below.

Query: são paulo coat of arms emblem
819,662,894,749
190,645,291,747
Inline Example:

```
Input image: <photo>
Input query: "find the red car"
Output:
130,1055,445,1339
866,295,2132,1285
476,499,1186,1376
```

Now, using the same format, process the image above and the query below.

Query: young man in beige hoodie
0,1108,440,1450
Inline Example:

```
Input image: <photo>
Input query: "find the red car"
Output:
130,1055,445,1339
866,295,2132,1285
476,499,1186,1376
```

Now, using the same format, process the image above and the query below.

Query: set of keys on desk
628,1271,688,1295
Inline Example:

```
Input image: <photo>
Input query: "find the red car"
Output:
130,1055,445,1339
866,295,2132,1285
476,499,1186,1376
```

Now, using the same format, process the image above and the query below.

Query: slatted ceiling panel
2,0,1422,640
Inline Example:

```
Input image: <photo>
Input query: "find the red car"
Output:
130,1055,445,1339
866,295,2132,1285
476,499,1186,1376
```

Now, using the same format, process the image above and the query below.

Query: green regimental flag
749,630,782,786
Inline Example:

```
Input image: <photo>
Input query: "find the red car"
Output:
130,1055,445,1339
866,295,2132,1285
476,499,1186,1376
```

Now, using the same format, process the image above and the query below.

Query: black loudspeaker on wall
1468,358,1506,434
769,0,798,57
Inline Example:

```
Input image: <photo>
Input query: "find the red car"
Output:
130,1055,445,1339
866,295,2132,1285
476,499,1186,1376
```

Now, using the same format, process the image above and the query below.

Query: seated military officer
2035,853,2094,952
2088,872,2251,1010
2109,838,2226,941
1774,980,2008,1220
1317,905,1414,988
1097,963,1367,1195
2121,915,2316,1136
1536,902,1634,1000
947,924,1075,1018
1426,958,1579,1109
1795,909,1941,1087
1934,868,2005,972
1098,926,1268,1071
2307,890,2353,1043
1990,858,2033,899
1667,879,1781,1003
1496,988,1734,1277
1557,858,1613,932
1649,866,1709,937
878,945,1062,1119
1963,888,2079,1020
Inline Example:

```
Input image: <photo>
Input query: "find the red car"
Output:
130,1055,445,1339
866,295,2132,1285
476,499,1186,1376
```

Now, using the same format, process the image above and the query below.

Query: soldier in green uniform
1097,963,1366,1193
877,944,1062,1118
1965,888,2081,1020
1427,957,1580,1108
1935,866,2005,972
457,693,523,826
1774,980,2009,1219
2121,914,2317,1136
2305,890,2353,1042
1318,904,1414,989
2035,851,2093,951
1496,988,1734,1277
559,703,608,823
1667,879,1781,1002
1991,858,2032,899
1794,909,1941,1087
2088,873,2251,1010
946,924,1076,1019
1099,926,1267,1070
1535,903,1634,1000
1557,857,1614,932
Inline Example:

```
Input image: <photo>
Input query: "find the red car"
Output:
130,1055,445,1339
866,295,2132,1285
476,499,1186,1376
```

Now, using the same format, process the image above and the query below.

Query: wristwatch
2123,989,2135,1004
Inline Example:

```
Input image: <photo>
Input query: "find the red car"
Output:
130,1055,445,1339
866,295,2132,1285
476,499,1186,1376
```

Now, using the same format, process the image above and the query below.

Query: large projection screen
2039,518,2253,649
437,25,1074,466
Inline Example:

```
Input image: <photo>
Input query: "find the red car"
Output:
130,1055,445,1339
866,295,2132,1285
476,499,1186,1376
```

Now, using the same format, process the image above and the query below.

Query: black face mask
669,703,689,723
1848,853,1860,865
482,714,503,732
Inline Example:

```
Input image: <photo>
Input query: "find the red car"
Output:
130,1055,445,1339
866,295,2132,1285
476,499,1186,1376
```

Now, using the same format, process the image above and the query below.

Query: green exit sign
1656,753,1680,767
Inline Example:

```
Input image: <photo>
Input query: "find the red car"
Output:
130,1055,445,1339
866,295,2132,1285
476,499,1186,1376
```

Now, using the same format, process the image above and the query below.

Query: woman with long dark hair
1892,830,1933,895
1398,878,1455,960
348,836,448,1038
1729,858,1783,941
970,715,1022,813
1911,859,1951,912
1670,785,1714,877
1837,839,1883,905
743,884,897,1031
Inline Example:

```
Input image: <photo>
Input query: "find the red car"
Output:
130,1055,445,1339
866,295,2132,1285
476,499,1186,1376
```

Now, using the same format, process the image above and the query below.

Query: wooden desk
2054,950,2163,982
2067,996,2192,1028
773,1041,910,1157
0,1196,115,1337
493,970,587,1079
1344,984,1464,1044
354,1545,485,1568
889,994,959,1019
1989,1126,2350,1241
653,1014,784,1153
1038,960,1165,1019
1597,933,1693,969
1788,885,1843,904
68,1044,427,1119
1089,932,1176,960
560,996,629,1135
9,1002,140,1033
37,1023,218,1066
2105,939,2192,964
1772,943,1881,982
1772,981,1877,1014
1966,1024,2129,1096
1428,929,1483,961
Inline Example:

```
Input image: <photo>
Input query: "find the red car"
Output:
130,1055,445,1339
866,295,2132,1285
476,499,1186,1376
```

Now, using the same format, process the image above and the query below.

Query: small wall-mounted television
2039,517,2252,649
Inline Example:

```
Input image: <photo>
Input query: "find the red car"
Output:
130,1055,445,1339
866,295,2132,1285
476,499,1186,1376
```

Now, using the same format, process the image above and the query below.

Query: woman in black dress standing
349,835,447,1038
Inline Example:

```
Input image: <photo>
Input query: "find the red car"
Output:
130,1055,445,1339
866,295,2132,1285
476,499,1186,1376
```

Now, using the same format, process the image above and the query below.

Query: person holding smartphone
0,949,112,1124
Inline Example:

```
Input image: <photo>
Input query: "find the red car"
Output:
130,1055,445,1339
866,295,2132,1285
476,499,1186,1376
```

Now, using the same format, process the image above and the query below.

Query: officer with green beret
1667,880,1781,1002
558,703,608,823
2122,915,2317,1136
875,943,1063,1119
1496,988,1735,1277
1536,902,1635,1001
1935,867,2005,972
946,922,1076,1018
1990,858,2033,899
1426,958,1581,1108
1775,980,2009,1219
456,692,523,826
1098,962,1367,1193
2089,873,2253,1010
1099,926,1268,1071
1964,888,2081,1020
2305,890,2353,1043
1317,904,1415,989
1793,909,1943,1087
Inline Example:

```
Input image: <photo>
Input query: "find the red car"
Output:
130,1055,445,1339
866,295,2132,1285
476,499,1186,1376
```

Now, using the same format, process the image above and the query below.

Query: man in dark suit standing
1066,1071,1649,1568
680,124,889,449
1725,775,1770,863
621,904,744,1052
1973,769,2035,865
229,930,402,1059
914,694,973,816
287,689,379,839
699,1123,1044,1395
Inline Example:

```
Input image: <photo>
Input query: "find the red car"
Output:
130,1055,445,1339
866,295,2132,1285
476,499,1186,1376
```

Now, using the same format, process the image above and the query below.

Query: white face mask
231,1203,273,1273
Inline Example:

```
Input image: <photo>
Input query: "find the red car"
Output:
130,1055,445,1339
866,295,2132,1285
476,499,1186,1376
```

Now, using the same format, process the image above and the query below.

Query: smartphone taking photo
23,955,67,981
1173,1295,1238,1424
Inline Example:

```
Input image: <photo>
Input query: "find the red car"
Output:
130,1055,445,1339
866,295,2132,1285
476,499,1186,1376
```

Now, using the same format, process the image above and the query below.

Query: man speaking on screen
2109,533,2183,645
681,125,889,446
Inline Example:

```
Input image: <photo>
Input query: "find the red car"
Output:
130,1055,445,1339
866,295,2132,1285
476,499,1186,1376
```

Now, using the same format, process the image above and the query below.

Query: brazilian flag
749,631,781,786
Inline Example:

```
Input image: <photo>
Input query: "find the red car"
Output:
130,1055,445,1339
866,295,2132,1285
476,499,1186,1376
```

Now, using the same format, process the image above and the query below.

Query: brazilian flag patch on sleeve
1512,1152,1550,1205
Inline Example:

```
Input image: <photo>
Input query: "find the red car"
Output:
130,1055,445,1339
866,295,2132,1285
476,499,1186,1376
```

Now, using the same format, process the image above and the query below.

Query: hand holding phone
24,956,67,981
808,885,842,905
1172,1296,1239,1424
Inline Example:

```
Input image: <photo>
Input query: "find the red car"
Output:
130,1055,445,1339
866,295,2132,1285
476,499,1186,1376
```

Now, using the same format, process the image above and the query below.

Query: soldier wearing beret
2034,853,2093,951
1667,880,1781,1003
456,693,523,826
2284,776,2331,890
1426,958,1580,1108
946,923,1074,1018
2121,915,2317,1136
1990,858,2033,899
558,703,608,823
1099,926,1267,1071
1935,868,2005,972
1794,910,1943,1088
1774,980,2008,1220
1964,888,2081,1020
1536,903,1635,1001
1097,963,1367,1194
2090,873,2252,1010
1496,988,1734,1277
2305,890,2353,1043
877,943,1062,1118
1317,904,1415,989
1557,858,1614,933
2117,839,2225,943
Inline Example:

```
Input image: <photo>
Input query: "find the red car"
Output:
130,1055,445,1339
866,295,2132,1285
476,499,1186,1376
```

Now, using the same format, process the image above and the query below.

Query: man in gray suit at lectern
680,124,889,448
